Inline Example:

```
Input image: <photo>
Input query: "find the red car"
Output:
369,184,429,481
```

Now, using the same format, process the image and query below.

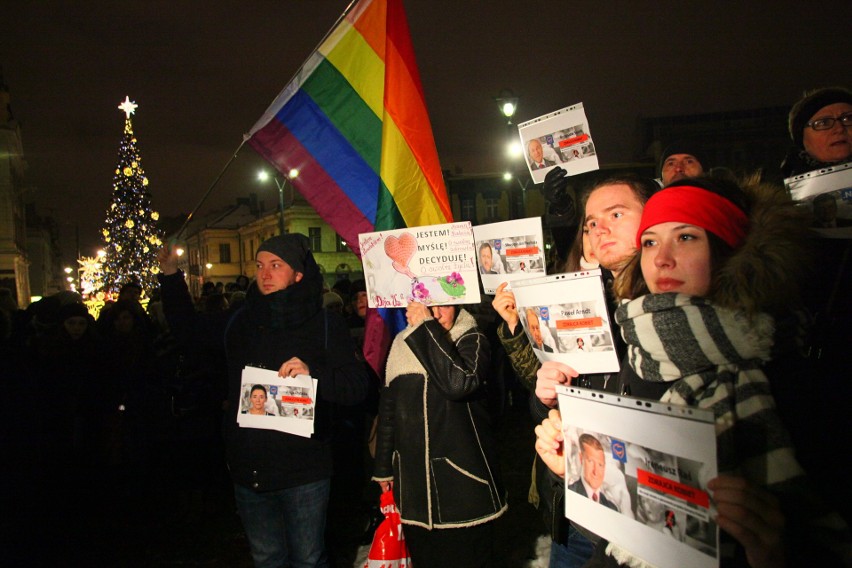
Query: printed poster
785,161,852,238
518,103,600,184
510,270,619,374
472,217,546,294
237,366,317,438
359,222,481,308
557,385,719,568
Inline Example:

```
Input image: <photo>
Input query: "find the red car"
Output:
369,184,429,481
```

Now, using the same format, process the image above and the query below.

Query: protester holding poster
536,175,850,566
373,302,507,567
492,173,658,567
157,234,369,568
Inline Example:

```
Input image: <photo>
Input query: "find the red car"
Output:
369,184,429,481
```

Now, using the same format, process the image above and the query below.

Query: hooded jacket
372,309,507,529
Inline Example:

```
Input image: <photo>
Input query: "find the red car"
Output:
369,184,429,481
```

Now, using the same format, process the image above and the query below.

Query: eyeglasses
806,112,852,131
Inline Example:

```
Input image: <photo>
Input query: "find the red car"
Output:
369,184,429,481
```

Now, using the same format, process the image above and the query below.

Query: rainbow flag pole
245,0,452,377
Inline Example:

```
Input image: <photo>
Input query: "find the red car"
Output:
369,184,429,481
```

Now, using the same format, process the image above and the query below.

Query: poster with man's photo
518,102,600,183
785,161,852,238
472,217,545,294
358,222,480,308
510,270,619,374
556,385,719,568
237,366,317,438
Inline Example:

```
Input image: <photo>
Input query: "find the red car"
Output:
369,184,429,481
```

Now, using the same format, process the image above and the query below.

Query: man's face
526,310,543,347
529,140,544,163
661,153,703,185
803,102,852,164
581,443,606,490
584,184,644,274
479,245,493,272
256,251,303,295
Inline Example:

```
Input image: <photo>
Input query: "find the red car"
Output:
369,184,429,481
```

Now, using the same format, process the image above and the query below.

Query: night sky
2,0,849,258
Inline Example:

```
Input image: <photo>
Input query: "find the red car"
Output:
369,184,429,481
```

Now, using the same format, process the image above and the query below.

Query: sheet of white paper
518,103,600,184
785,161,852,239
359,222,481,308
510,270,619,374
557,385,718,568
472,217,546,294
237,366,317,438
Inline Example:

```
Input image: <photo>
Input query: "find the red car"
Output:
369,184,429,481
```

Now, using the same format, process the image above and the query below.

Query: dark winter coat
373,309,507,529
159,267,369,493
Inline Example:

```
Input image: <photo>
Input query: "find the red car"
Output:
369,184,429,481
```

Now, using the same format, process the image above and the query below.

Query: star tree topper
118,96,138,118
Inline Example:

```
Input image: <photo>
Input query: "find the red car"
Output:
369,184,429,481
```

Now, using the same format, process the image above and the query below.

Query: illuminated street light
258,169,300,235
205,263,213,270
495,89,518,125
176,248,185,257
503,172,513,181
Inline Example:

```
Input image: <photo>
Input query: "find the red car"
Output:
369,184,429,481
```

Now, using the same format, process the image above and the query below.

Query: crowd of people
1,87,850,567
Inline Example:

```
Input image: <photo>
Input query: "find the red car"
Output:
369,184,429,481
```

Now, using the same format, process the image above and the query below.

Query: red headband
636,186,749,249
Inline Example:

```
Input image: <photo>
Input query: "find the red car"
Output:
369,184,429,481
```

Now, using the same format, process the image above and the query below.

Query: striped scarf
614,293,803,487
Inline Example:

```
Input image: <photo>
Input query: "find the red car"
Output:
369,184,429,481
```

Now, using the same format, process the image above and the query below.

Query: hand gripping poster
472,217,546,294
358,222,481,308
557,385,719,568
785,161,852,239
510,270,619,374
518,103,600,184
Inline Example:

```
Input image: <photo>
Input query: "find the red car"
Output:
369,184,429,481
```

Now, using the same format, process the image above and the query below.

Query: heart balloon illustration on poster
384,232,417,279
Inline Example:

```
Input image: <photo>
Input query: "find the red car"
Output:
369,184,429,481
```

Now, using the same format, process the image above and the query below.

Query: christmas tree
100,96,163,296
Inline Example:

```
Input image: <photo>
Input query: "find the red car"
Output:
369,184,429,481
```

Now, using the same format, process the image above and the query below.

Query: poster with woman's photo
785,161,852,238
518,103,600,184
472,217,545,294
557,385,718,568
510,270,619,374
237,366,317,438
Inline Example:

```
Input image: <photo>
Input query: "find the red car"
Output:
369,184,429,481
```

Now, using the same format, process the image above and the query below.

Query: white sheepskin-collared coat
372,309,507,529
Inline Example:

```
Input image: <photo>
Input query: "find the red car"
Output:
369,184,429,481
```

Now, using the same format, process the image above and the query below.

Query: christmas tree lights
100,97,163,296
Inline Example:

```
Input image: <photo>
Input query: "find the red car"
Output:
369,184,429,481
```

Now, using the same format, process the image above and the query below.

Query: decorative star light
118,96,138,118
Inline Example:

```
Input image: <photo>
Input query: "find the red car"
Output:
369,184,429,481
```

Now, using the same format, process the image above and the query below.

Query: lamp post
258,169,300,235
495,89,527,218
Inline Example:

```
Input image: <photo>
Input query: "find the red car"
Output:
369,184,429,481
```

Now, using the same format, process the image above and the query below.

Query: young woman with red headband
535,176,850,566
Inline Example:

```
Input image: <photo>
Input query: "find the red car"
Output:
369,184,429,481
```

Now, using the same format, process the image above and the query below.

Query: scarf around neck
615,293,774,405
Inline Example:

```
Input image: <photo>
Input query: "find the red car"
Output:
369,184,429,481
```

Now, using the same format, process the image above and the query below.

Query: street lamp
495,89,518,125
258,169,300,235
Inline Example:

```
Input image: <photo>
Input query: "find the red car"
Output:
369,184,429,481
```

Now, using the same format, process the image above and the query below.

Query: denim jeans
549,524,595,568
234,479,331,568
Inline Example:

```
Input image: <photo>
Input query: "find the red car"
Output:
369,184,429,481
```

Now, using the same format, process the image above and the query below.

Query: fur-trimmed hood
712,175,812,317
385,308,477,385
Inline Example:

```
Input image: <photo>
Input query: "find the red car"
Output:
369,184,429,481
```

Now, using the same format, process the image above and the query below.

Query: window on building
460,197,475,221
336,233,350,252
485,197,499,220
219,243,231,264
309,227,322,251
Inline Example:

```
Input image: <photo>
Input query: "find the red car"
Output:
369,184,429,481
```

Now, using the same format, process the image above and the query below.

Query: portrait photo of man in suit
528,138,556,170
568,434,618,511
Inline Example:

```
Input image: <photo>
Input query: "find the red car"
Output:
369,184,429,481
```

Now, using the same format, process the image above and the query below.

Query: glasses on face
806,112,852,131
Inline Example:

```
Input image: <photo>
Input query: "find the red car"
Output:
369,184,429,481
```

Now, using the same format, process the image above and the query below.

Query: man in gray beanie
658,140,708,186
157,233,368,567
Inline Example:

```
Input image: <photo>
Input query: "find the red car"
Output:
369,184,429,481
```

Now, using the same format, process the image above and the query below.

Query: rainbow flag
246,0,451,376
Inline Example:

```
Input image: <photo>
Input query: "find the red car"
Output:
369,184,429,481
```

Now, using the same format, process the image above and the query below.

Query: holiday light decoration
99,97,163,294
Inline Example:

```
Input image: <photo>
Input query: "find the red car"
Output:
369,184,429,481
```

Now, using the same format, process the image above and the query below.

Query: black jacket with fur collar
373,309,507,529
